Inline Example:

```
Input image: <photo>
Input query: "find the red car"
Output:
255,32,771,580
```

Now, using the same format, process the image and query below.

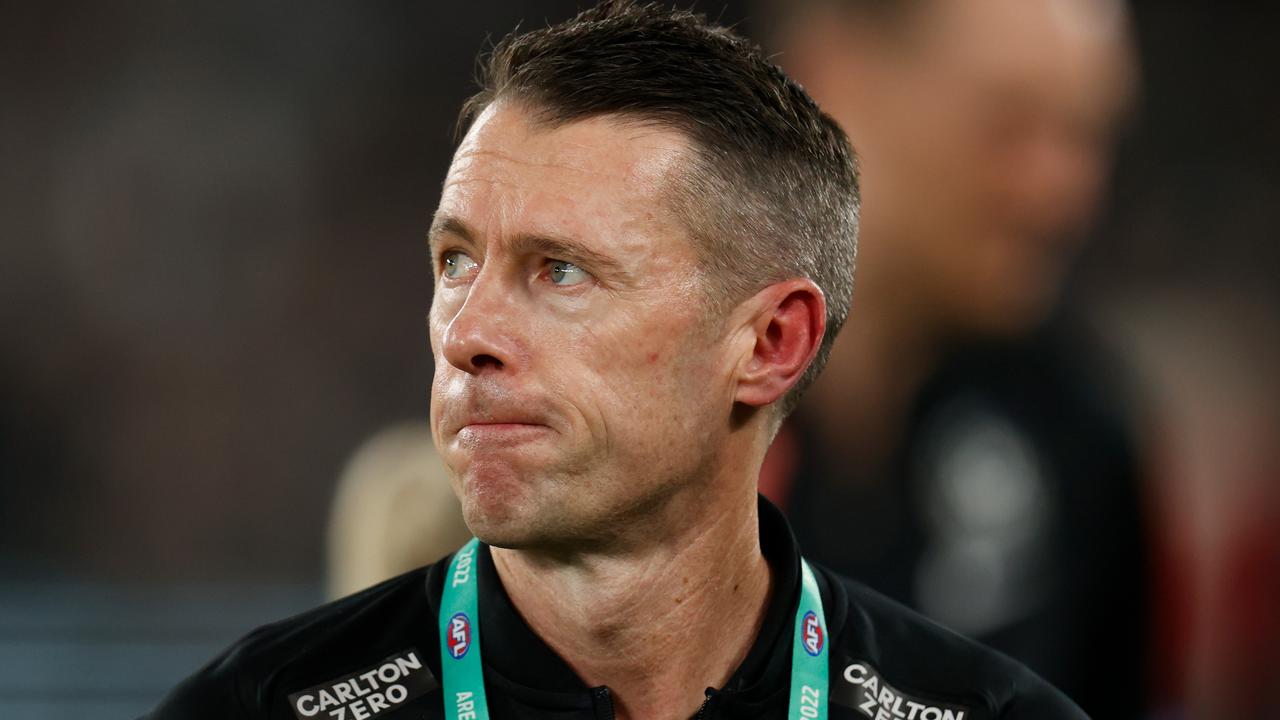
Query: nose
1012,127,1107,235
440,274,522,375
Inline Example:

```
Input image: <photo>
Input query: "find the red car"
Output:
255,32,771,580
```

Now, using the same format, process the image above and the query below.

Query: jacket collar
428,496,835,714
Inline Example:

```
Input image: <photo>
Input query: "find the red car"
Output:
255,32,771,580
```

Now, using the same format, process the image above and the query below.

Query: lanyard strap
439,538,828,719
788,558,829,720
440,538,489,720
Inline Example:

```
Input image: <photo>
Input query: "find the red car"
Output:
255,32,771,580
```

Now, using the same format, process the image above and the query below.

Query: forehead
438,103,694,250
920,0,1132,120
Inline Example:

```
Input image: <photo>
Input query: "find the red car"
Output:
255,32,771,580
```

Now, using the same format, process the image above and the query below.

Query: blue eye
548,260,590,286
442,250,478,279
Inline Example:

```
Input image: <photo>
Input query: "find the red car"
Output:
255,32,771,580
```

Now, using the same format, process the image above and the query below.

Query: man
145,3,1085,718
754,0,1146,715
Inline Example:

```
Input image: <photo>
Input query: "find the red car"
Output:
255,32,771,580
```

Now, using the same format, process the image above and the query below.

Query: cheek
585,316,719,426
427,301,460,427
428,361,454,450
598,315,684,377
427,292,455,356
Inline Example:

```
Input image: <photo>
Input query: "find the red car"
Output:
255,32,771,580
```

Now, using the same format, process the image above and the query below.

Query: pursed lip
435,381,558,439
451,412,551,432
454,421,553,444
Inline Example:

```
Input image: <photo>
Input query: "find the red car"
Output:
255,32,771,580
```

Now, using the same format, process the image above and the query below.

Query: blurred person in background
753,0,1146,716
1100,291,1280,719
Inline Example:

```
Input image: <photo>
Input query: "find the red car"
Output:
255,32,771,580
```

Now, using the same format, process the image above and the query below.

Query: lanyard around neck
439,538,829,719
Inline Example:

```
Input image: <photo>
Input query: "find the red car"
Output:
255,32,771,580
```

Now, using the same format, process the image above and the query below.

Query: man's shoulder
141,565,439,720
823,567,1088,720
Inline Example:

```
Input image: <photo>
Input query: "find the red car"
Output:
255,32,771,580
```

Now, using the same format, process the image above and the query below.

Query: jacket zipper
593,685,717,719
694,688,718,719
592,686,615,719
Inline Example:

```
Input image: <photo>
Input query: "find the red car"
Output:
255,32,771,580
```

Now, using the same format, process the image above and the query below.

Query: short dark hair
458,0,859,418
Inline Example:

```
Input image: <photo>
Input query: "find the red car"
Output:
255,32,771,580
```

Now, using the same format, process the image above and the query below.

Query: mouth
455,422,552,445
434,377,556,447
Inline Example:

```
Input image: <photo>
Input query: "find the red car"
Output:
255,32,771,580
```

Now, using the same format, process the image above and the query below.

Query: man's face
428,103,735,548
839,0,1134,332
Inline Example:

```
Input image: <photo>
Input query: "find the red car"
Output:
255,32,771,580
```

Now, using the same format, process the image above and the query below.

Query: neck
490,489,772,720
804,254,942,470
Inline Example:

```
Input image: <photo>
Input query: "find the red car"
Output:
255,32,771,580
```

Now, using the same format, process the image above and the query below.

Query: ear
734,278,827,408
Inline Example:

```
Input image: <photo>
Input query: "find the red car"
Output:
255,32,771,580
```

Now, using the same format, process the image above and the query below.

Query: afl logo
801,611,824,656
448,612,472,659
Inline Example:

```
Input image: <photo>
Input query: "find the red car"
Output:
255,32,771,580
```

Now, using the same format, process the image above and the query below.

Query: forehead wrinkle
438,164,648,249
453,146,630,182
443,146,685,234
456,105,694,186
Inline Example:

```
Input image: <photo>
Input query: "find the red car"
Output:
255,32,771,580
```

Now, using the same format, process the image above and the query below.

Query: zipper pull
694,687,719,719
591,686,615,719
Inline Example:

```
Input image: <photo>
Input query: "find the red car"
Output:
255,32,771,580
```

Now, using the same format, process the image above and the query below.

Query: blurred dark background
1,1,1276,717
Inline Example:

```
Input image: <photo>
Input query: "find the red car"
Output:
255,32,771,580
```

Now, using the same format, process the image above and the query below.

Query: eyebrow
429,214,631,283
427,215,471,255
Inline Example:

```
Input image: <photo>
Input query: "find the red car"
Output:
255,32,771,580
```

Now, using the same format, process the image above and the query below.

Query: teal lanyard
440,539,489,720
439,538,829,719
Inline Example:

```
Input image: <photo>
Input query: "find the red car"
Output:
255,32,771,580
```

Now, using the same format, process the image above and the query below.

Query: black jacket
782,322,1146,718
143,499,1086,719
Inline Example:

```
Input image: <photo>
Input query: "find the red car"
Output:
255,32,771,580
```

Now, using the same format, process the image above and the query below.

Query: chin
461,510,560,551
959,297,1055,339
460,484,599,552
455,464,547,548
959,232,1073,335
460,494,523,545
961,264,1065,337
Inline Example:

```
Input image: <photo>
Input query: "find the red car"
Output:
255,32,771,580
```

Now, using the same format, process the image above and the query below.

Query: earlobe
734,279,826,408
